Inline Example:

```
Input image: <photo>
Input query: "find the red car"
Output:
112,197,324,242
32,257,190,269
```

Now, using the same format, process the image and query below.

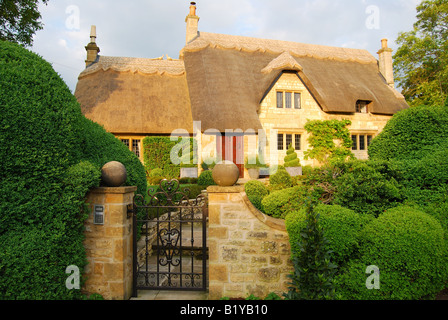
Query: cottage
74,2,408,178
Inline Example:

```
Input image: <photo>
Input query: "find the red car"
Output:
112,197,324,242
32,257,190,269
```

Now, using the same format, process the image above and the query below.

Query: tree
0,0,48,46
394,0,448,107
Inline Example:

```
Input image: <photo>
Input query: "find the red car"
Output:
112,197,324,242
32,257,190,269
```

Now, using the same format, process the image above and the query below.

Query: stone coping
89,186,138,194
207,185,287,232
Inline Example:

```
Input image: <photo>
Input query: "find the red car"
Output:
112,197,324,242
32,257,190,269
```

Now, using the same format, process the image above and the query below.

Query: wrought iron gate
129,179,208,296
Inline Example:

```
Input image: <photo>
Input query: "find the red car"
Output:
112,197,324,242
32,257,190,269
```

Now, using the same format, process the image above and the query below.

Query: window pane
285,92,292,109
352,135,358,150
286,134,292,149
121,139,130,148
294,93,301,109
277,134,284,151
359,135,366,151
132,140,141,157
295,135,301,151
277,92,283,109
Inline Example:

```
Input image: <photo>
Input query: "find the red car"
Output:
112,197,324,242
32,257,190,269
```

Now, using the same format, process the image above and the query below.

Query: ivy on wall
304,119,355,165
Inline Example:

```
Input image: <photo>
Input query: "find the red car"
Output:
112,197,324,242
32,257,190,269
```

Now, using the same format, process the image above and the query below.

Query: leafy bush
261,186,312,219
335,206,448,300
0,41,145,299
368,105,448,161
269,167,292,190
333,160,403,217
244,180,268,211
197,170,216,187
286,204,364,266
284,144,301,167
285,202,337,300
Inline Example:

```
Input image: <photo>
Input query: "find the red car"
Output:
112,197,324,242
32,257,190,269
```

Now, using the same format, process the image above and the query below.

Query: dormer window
277,91,302,109
356,100,371,113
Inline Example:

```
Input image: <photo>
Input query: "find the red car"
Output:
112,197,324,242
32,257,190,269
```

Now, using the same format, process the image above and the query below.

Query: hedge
285,204,364,266
0,40,146,299
244,180,268,212
368,105,448,161
261,186,311,219
335,206,448,300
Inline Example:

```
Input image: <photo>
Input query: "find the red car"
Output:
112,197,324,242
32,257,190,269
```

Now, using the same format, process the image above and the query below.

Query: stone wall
207,185,293,300
83,186,136,300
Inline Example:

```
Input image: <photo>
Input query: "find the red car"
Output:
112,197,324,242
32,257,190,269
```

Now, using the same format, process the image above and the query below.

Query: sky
31,0,422,93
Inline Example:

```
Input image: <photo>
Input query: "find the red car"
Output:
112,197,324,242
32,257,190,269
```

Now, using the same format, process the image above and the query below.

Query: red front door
217,135,244,178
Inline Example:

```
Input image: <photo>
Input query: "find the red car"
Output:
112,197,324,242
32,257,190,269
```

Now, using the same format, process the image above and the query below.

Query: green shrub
269,167,292,190
261,186,311,219
286,204,363,266
285,202,337,300
368,105,448,161
0,41,146,299
244,180,268,211
335,206,448,300
284,144,301,167
333,160,403,217
197,170,216,187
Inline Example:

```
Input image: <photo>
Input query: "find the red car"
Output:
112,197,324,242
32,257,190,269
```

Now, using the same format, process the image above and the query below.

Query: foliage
244,180,268,212
286,204,364,267
245,154,268,169
368,105,448,161
394,0,448,107
335,206,448,300
304,119,355,165
284,144,301,167
284,201,338,300
269,166,292,190
0,41,145,299
143,136,190,179
261,186,313,219
197,170,216,187
333,160,404,217
179,138,198,168
0,0,48,46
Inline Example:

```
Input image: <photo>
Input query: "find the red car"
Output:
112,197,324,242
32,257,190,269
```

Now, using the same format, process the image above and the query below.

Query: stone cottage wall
207,185,293,300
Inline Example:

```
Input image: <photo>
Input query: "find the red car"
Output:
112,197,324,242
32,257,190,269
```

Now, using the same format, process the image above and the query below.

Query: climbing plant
304,119,354,165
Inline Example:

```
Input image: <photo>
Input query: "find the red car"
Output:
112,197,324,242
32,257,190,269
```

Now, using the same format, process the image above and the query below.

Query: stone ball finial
101,161,127,187
212,161,240,187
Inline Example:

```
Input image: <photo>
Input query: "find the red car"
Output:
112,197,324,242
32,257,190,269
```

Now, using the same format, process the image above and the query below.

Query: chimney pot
189,2,197,16
381,38,388,49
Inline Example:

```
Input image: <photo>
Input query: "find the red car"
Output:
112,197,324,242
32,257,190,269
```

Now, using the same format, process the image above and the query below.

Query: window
295,135,301,151
277,92,283,109
356,100,371,113
352,134,373,151
285,92,292,109
132,140,141,158
121,139,130,148
277,133,284,151
294,93,301,109
277,91,302,109
120,138,142,158
277,133,302,151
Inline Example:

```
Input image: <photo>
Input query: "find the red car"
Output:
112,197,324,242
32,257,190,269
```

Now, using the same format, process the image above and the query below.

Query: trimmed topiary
284,144,301,167
269,167,292,190
198,170,216,187
285,204,364,266
0,40,146,299
261,186,311,219
335,206,448,300
244,180,268,211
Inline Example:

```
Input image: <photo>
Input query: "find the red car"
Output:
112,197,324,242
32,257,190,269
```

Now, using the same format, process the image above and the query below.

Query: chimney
185,2,200,44
85,25,100,67
377,38,395,88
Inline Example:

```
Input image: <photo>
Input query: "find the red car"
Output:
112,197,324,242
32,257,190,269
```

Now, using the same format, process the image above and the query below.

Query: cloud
31,0,420,92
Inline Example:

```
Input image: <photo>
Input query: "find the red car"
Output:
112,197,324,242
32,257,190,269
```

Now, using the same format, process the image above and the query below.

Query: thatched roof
182,32,409,131
75,32,408,136
75,56,193,134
